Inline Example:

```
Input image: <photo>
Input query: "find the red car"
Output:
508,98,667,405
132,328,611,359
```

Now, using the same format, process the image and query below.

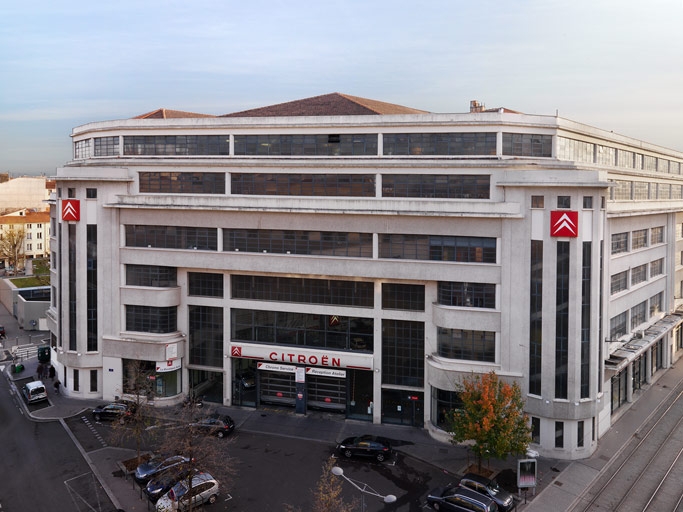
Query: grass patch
9,276,50,288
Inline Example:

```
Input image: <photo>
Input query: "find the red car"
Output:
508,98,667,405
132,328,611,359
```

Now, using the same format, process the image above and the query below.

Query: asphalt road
0,374,115,512
65,411,451,511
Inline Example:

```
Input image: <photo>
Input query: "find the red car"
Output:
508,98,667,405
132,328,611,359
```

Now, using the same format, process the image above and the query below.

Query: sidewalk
3,350,682,511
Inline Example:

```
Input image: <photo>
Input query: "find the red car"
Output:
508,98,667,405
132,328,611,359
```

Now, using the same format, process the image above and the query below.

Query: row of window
558,137,682,175
611,226,664,255
234,134,378,156
127,266,497,312
76,132,553,159
610,258,664,295
611,180,683,201
125,226,498,264
231,309,374,353
530,195,595,209
609,292,663,340
137,172,493,199
76,134,683,175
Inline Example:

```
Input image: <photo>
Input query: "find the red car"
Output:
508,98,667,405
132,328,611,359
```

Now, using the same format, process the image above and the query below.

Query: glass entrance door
381,389,424,427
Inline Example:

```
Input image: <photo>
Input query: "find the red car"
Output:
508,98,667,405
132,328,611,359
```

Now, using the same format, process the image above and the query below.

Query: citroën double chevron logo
550,211,578,237
62,199,80,221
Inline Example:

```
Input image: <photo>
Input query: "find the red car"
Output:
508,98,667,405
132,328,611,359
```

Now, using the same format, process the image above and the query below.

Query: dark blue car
145,467,197,503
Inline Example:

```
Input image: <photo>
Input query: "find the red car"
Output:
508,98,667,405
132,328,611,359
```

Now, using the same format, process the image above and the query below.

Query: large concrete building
47,93,683,459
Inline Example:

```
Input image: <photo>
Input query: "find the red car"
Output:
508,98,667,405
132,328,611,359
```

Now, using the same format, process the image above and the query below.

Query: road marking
81,416,108,448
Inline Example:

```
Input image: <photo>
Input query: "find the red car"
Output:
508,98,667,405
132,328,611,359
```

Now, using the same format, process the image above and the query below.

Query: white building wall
50,108,683,460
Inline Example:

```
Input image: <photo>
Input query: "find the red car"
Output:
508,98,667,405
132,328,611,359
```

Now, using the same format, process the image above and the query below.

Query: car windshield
169,480,189,501
487,479,500,494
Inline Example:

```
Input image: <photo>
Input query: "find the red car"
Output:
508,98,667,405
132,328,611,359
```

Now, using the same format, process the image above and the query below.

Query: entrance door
381,389,424,427
260,371,296,407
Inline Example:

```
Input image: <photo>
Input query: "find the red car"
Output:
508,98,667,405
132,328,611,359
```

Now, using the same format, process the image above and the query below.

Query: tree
284,456,357,512
311,457,358,512
447,371,531,473
154,404,236,512
0,226,25,270
110,359,158,466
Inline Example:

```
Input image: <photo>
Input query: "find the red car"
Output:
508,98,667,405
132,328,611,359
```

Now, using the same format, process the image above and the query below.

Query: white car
156,472,219,511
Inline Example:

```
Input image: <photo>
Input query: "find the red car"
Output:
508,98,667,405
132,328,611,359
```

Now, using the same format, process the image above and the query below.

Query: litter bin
12,363,24,374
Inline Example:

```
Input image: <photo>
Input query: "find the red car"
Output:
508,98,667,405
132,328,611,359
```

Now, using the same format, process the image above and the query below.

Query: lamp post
331,466,397,511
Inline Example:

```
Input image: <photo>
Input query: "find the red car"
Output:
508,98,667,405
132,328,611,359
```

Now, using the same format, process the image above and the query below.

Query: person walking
53,379,60,395
48,365,56,381
37,364,44,380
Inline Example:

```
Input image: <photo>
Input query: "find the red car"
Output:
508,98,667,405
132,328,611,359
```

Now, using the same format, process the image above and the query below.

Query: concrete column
626,363,633,402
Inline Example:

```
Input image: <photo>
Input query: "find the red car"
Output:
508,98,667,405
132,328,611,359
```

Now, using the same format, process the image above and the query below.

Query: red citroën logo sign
550,211,578,237
62,199,80,221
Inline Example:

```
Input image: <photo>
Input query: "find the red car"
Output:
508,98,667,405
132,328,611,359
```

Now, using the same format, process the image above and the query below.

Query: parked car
92,402,133,423
459,473,514,512
0,325,6,339
22,380,48,403
189,413,235,438
156,472,219,511
135,455,190,483
427,485,499,512
336,434,393,462
145,467,198,503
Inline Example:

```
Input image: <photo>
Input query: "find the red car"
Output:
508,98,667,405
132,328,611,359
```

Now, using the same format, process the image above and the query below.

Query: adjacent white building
47,93,683,459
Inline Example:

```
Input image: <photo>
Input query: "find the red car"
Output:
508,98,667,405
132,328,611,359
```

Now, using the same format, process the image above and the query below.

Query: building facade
0,208,51,270
47,93,683,459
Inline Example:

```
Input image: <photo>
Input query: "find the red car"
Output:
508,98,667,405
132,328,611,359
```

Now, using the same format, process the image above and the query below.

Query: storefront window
189,369,223,404
431,387,463,430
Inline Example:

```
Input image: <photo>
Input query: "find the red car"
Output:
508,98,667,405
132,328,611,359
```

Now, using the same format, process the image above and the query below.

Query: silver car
156,472,219,511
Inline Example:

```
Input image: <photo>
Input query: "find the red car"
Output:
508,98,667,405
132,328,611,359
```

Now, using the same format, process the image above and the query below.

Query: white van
23,380,48,403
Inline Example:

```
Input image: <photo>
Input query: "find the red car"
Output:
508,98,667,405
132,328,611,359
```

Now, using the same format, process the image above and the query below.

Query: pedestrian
48,365,56,380
53,379,60,395
37,364,44,380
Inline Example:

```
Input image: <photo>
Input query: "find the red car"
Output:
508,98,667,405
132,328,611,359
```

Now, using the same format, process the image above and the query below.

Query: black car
0,325,5,339
144,467,197,503
459,473,514,511
189,413,235,438
427,485,498,512
336,434,393,462
92,402,133,423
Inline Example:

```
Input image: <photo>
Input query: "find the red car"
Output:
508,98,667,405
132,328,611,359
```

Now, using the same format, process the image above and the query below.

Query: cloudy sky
1,0,682,174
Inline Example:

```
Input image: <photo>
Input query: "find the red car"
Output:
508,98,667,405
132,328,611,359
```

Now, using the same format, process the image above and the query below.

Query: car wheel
376,452,386,462
343,449,353,458
432,503,440,511
208,494,217,504
217,431,225,439
94,413,101,421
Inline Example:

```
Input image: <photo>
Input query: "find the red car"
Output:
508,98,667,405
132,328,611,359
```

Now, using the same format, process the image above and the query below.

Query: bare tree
110,359,158,466
154,404,236,511
0,226,25,270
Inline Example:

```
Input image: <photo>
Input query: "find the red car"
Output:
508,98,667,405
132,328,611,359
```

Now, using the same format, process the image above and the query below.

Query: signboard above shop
232,343,373,371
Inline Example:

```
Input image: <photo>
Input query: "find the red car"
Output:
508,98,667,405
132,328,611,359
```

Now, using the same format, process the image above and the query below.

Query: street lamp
331,466,397,510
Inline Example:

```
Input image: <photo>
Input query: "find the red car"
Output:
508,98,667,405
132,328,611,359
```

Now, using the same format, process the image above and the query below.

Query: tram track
570,380,683,512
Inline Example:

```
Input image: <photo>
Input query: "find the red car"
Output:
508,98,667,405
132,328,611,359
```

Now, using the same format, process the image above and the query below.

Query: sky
1,0,682,175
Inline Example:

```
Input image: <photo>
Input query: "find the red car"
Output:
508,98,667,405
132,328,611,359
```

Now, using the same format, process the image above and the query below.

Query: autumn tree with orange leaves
447,371,531,473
